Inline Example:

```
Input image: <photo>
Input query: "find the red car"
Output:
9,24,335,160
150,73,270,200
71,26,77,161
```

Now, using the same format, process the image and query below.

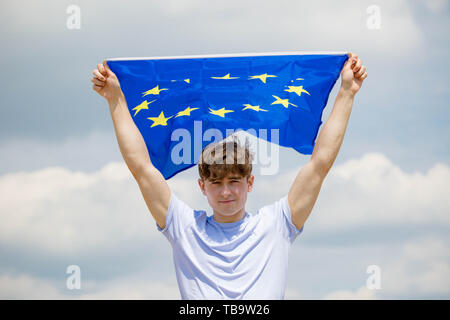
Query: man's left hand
340,53,367,96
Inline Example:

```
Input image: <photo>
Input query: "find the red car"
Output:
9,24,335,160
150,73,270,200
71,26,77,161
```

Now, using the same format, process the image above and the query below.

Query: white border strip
106,51,349,61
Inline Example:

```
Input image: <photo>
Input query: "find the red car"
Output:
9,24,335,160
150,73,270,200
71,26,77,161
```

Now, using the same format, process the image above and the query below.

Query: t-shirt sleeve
279,195,304,243
155,192,195,245
265,195,304,244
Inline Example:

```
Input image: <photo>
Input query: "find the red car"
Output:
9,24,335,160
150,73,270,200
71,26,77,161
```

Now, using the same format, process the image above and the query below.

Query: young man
91,53,367,299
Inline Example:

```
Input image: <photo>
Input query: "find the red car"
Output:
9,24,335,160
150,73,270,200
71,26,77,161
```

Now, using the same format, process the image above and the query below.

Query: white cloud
0,130,121,176
0,272,180,299
285,287,304,300
381,237,450,296
1,0,425,57
78,275,180,299
0,162,161,256
310,152,450,229
167,0,424,56
323,286,378,300
0,274,63,299
423,0,448,13
316,237,450,299
0,151,448,299
1,151,448,256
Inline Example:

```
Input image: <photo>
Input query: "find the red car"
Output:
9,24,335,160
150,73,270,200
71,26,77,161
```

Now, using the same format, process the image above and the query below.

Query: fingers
355,65,366,78
352,57,362,73
343,53,355,70
97,63,107,76
90,76,105,87
347,53,368,80
347,52,357,67
103,60,109,72
92,84,103,93
103,60,114,76
91,64,107,90
92,62,113,95
93,69,106,81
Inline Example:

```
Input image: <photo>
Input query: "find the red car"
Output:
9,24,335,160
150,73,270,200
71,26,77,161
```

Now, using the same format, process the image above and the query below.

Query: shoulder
258,195,290,218
159,192,207,232
257,195,302,242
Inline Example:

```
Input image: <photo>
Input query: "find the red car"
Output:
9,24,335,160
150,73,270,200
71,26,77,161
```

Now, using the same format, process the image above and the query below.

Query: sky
0,0,449,299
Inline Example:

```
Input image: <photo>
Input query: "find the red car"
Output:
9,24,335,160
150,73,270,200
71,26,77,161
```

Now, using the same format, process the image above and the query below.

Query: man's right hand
91,61,123,102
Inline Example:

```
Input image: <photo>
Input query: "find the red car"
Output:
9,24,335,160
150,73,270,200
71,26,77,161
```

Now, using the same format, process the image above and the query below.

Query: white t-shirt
156,192,303,299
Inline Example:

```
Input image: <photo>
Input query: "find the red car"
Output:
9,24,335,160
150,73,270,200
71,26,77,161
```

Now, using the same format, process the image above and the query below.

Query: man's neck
213,208,246,223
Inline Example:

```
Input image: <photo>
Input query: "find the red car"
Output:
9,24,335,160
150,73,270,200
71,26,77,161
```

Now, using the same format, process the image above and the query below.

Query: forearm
108,94,153,173
311,88,355,174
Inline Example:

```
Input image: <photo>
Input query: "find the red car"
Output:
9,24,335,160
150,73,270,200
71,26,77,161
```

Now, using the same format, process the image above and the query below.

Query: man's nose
220,184,232,196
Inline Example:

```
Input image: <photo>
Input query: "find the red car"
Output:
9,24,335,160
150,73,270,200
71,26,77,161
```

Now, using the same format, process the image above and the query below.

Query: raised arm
288,53,367,230
91,61,171,229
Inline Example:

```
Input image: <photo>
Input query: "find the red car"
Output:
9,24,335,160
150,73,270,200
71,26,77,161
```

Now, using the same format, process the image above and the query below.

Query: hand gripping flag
106,52,349,179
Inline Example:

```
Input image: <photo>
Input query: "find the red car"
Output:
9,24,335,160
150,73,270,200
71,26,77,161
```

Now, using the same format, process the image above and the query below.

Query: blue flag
107,52,349,179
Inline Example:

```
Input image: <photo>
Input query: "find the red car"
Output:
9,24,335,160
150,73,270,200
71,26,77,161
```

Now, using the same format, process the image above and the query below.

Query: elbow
127,162,152,180
311,157,333,178
125,161,143,177
311,146,341,177
125,155,153,177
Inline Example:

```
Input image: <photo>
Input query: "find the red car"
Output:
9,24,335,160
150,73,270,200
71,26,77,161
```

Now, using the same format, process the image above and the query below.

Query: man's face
198,173,254,221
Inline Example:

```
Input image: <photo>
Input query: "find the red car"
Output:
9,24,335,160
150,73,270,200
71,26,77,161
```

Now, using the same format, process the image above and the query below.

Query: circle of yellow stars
131,73,311,128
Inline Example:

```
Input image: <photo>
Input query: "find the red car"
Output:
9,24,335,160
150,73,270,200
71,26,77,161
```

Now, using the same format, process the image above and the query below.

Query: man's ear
247,175,255,192
198,178,206,196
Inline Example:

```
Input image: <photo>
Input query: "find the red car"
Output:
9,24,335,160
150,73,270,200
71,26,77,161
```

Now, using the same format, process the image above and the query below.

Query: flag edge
106,51,350,61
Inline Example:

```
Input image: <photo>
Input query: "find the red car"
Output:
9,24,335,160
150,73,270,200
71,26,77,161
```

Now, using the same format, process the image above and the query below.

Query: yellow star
211,73,239,80
142,85,168,97
284,85,310,97
147,111,173,128
209,107,234,118
242,104,268,112
248,73,277,84
271,95,298,108
170,79,190,83
132,99,156,117
175,106,199,118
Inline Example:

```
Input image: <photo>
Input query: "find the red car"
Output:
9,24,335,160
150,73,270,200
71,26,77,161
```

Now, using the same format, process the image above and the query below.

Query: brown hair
198,135,254,181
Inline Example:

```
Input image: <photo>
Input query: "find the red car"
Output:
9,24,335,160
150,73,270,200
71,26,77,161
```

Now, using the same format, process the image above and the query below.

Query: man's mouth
219,200,234,204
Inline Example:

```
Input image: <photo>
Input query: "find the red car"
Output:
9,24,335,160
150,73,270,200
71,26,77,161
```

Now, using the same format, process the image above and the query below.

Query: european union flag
107,52,349,179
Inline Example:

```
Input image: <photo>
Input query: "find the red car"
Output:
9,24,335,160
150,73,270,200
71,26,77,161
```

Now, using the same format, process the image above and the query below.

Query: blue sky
0,0,449,299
